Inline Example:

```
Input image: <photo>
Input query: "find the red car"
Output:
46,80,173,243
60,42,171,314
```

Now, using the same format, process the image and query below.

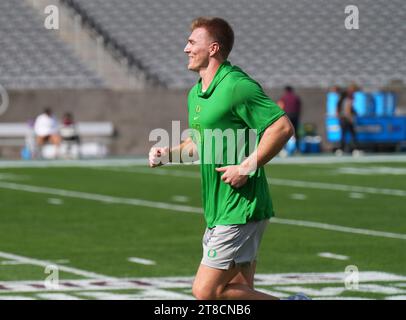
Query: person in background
60,112,81,159
336,84,360,155
33,107,61,159
277,86,302,147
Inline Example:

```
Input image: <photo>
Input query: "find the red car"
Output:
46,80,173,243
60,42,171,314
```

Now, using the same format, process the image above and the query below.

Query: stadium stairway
26,0,146,90
25,0,145,89
0,0,104,89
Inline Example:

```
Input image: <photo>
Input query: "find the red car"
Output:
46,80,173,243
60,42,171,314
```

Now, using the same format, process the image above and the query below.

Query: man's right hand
148,146,170,168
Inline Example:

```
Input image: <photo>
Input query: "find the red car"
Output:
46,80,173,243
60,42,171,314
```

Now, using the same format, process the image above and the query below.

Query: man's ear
209,42,220,57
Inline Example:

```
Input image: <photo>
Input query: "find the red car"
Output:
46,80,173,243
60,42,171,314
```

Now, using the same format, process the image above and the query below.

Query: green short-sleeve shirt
188,61,285,228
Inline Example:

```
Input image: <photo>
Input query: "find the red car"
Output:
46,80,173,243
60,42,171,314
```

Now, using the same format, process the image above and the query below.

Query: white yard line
128,257,156,266
386,295,406,300
1,261,32,266
267,154,406,164
79,289,193,300
97,167,201,178
1,154,406,168
0,275,405,301
0,181,202,214
271,218,406,240
0,181,405,241
35,293,81,300
171,195,190,203
268,178,406,197
349,193,366,199
318,252,350,261
290,193,307,200
0,296,35,300
337,167,406,175
0,251,116,280
0,173,30,181
0,259,69,266
0,159,147,168
0,272,405,295
47,198,64,205
91,167,406,198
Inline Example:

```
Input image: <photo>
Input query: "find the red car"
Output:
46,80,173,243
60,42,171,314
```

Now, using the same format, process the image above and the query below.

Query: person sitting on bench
33,107,61,159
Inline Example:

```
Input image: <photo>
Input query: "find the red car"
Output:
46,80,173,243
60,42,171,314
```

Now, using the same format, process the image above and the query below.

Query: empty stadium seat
62,0,406,89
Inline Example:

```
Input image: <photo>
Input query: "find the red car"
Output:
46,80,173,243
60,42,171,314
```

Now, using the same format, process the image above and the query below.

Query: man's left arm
216,115,294,188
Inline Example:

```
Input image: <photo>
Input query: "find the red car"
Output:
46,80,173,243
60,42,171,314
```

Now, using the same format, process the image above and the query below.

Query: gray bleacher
0,0,104,89
66,0,406,89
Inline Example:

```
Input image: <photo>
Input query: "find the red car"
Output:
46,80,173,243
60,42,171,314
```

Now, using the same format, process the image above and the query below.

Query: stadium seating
0,0,104,89
60,0,406,89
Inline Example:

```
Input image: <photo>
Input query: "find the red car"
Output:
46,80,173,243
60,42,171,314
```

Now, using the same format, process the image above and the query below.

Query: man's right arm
148,137,198,168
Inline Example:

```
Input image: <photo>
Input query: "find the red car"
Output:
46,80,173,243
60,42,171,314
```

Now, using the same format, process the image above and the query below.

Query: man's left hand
215,165,249,188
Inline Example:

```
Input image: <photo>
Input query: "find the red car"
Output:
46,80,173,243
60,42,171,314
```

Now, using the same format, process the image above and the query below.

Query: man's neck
199,59,224,91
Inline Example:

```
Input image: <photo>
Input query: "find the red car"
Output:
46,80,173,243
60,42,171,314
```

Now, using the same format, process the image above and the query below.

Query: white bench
0,122,115,159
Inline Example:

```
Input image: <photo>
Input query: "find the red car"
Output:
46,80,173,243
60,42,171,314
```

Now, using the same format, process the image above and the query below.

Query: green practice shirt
188,60,285,228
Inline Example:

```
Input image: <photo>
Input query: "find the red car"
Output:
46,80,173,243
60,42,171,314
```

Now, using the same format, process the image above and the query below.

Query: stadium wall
1,88,405,159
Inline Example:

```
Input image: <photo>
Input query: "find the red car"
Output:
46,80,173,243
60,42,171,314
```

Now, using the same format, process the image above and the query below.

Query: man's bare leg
229,260,256,289
192,263,279,300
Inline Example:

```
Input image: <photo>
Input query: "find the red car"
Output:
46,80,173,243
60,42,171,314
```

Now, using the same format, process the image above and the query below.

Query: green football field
0,156,405,300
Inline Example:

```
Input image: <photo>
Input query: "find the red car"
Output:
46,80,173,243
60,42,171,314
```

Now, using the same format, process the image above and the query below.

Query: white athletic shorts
201,219,269,270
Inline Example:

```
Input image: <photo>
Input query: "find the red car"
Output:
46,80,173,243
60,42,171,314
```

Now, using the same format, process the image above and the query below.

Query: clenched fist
149,146,170,167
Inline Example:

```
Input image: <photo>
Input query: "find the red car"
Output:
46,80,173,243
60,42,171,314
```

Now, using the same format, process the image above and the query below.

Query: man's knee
192,281,222,300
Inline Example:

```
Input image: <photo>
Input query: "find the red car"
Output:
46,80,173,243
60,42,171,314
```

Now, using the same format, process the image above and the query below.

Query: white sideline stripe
92,167,406,198
79,289,193,300
0,296,35,300
1,259,70,266
1,154,406,168
268,154,406,164
337,167,406,175
0,173,30,181
269,178,406,197
95,167,201,178
318,252,349,261
0,271,406,296
0,181,405,241
128,257,156,266
0,159,148,168
36,293,81,300
0,181,203,214
0,272,405,296
1,261,32,266
0,251,116,280
271,218,406,240
386,295,406,300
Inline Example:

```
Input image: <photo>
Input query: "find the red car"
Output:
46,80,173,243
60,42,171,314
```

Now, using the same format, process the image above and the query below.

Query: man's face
184,27,215,72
